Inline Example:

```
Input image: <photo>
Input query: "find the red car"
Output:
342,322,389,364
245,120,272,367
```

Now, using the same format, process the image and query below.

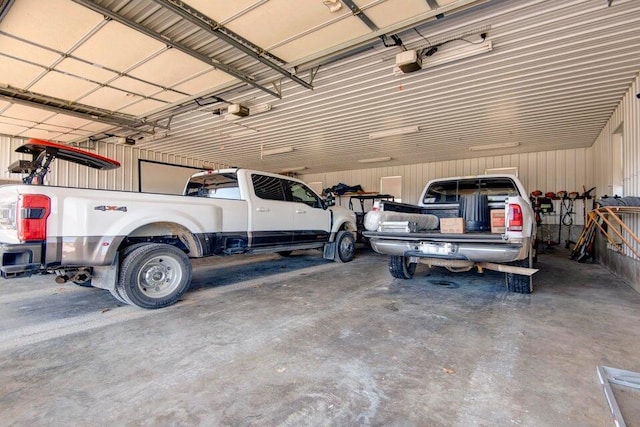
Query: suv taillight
508,203,523,232
17,194,50,242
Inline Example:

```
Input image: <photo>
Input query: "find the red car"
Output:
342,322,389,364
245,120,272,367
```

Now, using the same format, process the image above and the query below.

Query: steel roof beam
71,0,282,99
341,0,378,31
152,0,313,90
0,0,14,23
0,85,163,133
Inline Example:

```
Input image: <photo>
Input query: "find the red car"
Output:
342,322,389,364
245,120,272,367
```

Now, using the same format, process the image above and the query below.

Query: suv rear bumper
0,242,43,278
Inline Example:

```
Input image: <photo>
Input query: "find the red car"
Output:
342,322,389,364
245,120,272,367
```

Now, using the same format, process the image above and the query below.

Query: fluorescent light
262,146,294,157
422,40,492,69
469,141,519,152
369,126,420,139
358,156,392,164
228,128,258,138
250,103,272,114
280,166,307,173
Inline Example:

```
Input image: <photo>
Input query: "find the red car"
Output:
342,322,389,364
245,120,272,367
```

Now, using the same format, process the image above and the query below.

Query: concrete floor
1,247,639,426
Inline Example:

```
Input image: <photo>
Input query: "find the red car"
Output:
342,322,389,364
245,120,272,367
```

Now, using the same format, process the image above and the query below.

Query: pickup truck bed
364,174,537,293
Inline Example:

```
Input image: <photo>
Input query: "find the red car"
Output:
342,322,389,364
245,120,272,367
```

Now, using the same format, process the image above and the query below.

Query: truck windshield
423,177,519,204
185,172,241,199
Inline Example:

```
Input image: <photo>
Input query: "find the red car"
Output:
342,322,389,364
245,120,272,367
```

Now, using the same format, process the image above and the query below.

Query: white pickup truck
363,174,537,293
0,140,357,308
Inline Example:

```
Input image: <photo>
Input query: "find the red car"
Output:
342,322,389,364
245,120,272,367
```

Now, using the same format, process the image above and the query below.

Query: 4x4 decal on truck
94,205,127,212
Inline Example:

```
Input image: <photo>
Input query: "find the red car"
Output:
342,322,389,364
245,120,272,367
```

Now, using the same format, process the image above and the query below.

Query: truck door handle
295,209,306,214
256,207,269,212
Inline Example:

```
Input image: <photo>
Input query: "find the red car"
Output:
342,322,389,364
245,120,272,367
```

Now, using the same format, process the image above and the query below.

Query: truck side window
252,174,286,201
288,181,322,208
185,172,241,199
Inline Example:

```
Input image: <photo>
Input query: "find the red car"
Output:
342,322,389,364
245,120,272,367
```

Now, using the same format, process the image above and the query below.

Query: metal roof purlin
71,0,282,99
341,0,379,31
152,0,314,91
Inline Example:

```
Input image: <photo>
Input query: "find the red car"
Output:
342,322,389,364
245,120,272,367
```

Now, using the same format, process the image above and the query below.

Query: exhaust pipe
55,274,70,284
70,269,92,284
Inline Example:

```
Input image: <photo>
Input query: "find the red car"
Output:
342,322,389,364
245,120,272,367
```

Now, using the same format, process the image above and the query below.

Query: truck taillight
508,203,523,232
17,194,50,242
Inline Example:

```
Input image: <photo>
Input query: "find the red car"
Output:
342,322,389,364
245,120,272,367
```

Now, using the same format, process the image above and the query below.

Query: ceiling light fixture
280,166,307,173
422,40,492,70
468,141,519,152
368,126,420,139
357,156,392,164
261,145,294,158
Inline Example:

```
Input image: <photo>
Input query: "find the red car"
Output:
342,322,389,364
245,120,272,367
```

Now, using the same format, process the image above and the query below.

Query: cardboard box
490,209,506,233
440,217,465,234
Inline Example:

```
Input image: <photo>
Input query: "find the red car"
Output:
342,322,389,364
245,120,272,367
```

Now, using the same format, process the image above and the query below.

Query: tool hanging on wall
530,190,556,251
562,191,579,248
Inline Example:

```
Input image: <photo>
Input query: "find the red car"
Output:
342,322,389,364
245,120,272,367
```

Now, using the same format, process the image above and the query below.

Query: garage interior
1,0,640,425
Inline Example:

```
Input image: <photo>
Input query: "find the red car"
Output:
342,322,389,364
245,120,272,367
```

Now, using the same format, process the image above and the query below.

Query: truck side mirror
324,193,335,208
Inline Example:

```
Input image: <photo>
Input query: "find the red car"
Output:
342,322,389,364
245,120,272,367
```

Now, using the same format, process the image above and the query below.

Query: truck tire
109,288,129,305
334,230,356,263
117,243,192,309
389,255,416,279
108,243,147,306
505,257,533,294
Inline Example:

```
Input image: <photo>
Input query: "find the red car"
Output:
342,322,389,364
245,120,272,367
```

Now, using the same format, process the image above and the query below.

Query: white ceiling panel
0,34,60,66
49,133,86,142
149,90,189,104
77,86,143,111
359,0,432,27
55,58,119,84
127,49,213,88
18,128,58,140
271,18,371,61
3,104,54,123
78,122,113,133
71,20,166,72
0,55,44,88
0,123,27,136
109,76,169,98
0,0,102,51
187,0,262,23
172,70,239,96
1,116,37,127
118,99,168,116
43,114,93,129
225,0,352,49
29,72,100,102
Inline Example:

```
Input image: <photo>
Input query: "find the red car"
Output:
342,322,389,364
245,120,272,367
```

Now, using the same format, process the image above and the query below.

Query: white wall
302,147,594,224
0,136,225,191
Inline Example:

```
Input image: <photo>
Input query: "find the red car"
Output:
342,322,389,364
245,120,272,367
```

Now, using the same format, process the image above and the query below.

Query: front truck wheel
117,243,192,309
505,253,533,294
389,255,417,279
334,230,356,263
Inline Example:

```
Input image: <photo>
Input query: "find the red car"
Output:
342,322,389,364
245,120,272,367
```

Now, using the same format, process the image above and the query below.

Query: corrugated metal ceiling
0,0,639,175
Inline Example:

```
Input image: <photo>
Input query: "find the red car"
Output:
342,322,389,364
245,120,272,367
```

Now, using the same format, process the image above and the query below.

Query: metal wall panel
302,147,593,225
0,136,224,192
591,73,640,260
306,148,594,201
